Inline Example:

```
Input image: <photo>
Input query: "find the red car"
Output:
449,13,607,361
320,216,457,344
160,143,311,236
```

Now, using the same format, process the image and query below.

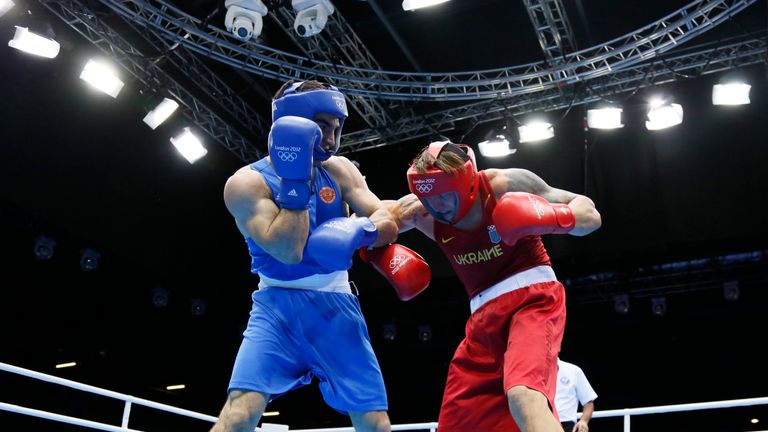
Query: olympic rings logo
415,184,433,193
389,255,407,269
277,151,297,162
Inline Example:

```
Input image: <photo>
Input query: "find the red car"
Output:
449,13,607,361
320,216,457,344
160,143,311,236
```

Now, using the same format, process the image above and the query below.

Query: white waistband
469,265,557,314
257,270,352,294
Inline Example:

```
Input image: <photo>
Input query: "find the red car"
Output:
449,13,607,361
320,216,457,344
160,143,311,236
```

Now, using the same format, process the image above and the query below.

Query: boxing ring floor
2,361,767,432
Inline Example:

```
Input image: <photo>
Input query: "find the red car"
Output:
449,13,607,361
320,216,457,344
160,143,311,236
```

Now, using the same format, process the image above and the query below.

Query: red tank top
434,172,552,298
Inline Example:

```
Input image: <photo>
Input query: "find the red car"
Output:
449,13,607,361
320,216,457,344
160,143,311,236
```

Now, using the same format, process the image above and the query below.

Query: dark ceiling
1,0,768,431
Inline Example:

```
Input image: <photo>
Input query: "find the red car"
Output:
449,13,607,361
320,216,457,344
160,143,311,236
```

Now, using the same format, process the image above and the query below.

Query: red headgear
407,142,479,224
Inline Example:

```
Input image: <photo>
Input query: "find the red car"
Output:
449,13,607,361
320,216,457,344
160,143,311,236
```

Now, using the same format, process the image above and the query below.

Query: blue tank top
245,158,346,281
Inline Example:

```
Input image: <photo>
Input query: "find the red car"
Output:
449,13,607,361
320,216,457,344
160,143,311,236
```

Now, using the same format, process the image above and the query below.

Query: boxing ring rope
2,361,767,432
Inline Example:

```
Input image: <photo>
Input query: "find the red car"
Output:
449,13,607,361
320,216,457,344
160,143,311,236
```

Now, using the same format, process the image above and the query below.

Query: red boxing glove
492,192,576,246
359,244,431,301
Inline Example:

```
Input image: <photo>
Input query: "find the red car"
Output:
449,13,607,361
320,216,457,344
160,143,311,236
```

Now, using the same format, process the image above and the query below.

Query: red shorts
438,280,566,432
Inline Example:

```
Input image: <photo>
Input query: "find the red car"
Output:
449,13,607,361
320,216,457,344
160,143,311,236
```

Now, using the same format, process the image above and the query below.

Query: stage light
613,294,630,315
402,0,450,11
587,107,623,129
478,121,517,157
151,286,170,308
651,297,666,317
382,323,397,342
33,235,56,261
8,25,60,58
723,281,740,302
645,100,683,130
518,121,554,143
80,59,124,98
190,298,207,317
712,82,750,106
417,325,432,342
143,98,179,130
170,127,207,163
0,1,15,18
79,249,101,271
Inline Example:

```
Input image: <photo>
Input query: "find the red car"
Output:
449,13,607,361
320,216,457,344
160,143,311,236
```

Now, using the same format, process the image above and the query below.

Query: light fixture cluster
224,0,335,41
477,81,752,158
4,5,207,164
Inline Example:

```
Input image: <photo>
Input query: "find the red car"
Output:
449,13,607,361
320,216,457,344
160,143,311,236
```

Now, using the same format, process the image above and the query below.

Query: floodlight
143,98,179,129
402,0,450,11
645,102,683,130
170,127,207,163
613,294,630,315
712,83,751,106
80,248,101,271
587,107,623,129
518,121,554,143
80,59,124,98
33,235,56,261
0,1,15,18
8,26,60,58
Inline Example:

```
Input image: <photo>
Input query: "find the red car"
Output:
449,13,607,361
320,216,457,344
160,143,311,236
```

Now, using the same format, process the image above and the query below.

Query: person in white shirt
554,359,598,432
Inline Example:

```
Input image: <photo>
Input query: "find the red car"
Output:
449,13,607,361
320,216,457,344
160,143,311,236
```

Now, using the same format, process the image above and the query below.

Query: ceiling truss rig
95,0,755,101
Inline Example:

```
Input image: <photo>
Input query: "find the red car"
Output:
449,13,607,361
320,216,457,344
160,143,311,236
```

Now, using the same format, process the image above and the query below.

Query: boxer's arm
326,156,398,247
223,168,309,264
382,194,435,241
489,168,601,236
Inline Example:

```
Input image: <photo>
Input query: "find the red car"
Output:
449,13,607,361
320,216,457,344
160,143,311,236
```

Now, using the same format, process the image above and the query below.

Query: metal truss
96,0,755,101
115,12,270,137
338,36,768,153
267,6,394,128
523,0,579,65
38,0,264,161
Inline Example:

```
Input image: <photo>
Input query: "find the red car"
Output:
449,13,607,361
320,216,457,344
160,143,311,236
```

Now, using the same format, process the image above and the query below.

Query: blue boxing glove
268,116,322,210
307,217,378,271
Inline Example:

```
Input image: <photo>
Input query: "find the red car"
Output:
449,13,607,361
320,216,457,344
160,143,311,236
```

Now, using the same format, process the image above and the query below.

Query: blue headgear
271,82,348,161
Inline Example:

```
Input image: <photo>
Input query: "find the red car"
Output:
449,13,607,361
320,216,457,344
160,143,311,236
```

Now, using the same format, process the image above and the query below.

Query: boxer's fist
492,192,575,246
268,116,321,210
359,244,430,301
307,217,378,270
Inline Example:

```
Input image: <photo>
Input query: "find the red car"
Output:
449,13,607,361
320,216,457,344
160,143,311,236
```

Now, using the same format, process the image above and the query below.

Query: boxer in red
384,141,601,432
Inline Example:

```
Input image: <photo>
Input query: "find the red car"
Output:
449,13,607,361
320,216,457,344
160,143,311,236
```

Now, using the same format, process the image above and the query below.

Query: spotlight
80,59,124,98
645,100,683,130
478,120,517,158
224,0,268,41
8,25,60,58
723,281,740,302
143,97,179,130
651,297,666,317
190,298,207,317
170,127,207,163
151,286,170,308
613,294,630,315
382,323,397,342
33,235,56,261
291,0,334,37
587,107,623,129
417,325,432,342
0,1,15,18
518,121,554,143
712,82,751,106
402,0,450,11
79,248,101,271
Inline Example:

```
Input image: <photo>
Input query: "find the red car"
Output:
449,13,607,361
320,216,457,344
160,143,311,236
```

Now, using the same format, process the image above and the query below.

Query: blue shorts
228,287,388,414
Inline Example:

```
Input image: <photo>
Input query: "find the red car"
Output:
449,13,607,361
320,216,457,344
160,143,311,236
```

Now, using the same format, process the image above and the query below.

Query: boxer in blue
213,80,427,432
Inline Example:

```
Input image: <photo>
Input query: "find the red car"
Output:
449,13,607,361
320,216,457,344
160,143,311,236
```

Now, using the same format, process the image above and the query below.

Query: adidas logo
288,189,298,197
